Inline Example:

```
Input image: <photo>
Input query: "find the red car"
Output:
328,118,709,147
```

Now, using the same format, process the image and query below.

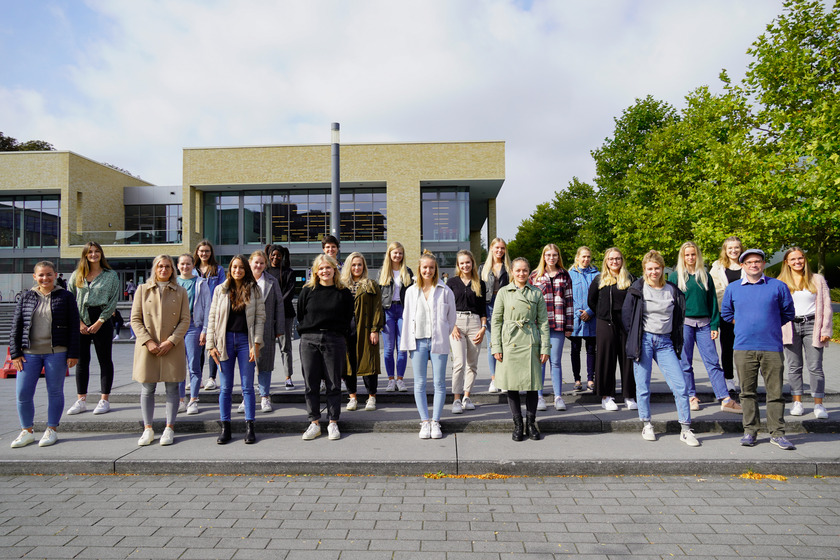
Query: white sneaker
790,401,805,416
261,397,273,413
129,335,136,341
160,427,174,446
642,423,656,441
396,378,407,392
236,401,245,414
625,398,638,410
419,421,431,439
463,397,475,411
680,429,700,447
186,401,199,415
11,430,35,448
346,397,358,411
178,400,187,413
602,397,618,411
138,428,155,446
302,423,321,440
113,334,120,341
554,396,567,411
386,379,396,392
430,421,443,439
327,422,341,440
451,399,463,414
814,404,829,419
204,378,217,390
67,398,87,415
537,396,547,411
39,427,57,447
365,397,376,411
93,399,110,415
488,380,499,393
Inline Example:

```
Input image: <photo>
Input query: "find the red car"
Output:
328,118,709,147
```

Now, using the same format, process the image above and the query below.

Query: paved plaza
0,473,839,559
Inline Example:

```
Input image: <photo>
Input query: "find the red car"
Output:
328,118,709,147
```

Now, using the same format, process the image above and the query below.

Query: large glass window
204,188,387,245
0,195,61,248
125,204,182,244
421,187,469,242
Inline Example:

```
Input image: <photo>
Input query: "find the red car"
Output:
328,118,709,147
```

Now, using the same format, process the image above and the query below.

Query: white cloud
1,0,787,239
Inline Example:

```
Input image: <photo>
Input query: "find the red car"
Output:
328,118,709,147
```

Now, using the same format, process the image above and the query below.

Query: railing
69,230,182,246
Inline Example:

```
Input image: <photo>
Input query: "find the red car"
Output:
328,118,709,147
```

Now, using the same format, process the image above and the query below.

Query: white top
792,289,817,317
392,270,402,302
256,276,267,301
413,291,433,339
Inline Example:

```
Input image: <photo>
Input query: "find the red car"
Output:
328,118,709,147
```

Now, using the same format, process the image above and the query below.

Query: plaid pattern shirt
529,269,574,332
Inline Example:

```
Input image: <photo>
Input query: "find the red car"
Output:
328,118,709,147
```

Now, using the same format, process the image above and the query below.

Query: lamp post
330,123,340,244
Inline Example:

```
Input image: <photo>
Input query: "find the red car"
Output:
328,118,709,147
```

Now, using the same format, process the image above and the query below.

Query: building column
386,178,422,264
487,198,497,242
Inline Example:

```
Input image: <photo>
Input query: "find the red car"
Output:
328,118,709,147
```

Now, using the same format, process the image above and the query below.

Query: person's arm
587,275,600,316
779,284,795,326
707,275,720,334
166,287,192,348
720,284,734,324
562,272,574,336
272,278,285,336
130,286,156,352
491,289,505,360
65,291,81,362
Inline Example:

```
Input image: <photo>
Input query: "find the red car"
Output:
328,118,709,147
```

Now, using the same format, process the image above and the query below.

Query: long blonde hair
378,241,412,287
598,248,632,289
341,252,375,291
642,250,667,288
305,254,345,290
454,249,482,295
416,250,440,290
571,246,593,272
73,241,112,287
777,247,817,294
481,237,512,283
534,243,565,278
675,241,709,291
716,236,742,268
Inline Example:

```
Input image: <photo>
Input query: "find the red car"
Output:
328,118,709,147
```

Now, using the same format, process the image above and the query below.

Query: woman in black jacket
10,261,80,448
587,248,636,412
621,250,695,446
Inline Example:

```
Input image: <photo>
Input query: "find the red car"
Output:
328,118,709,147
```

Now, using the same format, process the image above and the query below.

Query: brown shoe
689,396,701,411
720,398,743,414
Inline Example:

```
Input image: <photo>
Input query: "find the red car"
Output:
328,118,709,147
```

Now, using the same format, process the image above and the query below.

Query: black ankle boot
217,420,231,444
512,416,524,442
525,413,541,441
244,420,256,444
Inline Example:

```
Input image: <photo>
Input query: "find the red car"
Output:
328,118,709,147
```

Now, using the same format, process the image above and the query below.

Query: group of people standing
8,234,833,450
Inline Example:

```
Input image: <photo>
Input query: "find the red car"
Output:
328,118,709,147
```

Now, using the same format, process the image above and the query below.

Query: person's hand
67,358,78,369
711,330,720,340
87,320,103,335
249,343,261,362
79,321,89,335
209,348,221,365
370,332,379,345
820,335,830,343
472,327,486,344
12,357,24,372
580,310,590,322
451,326,461,341
145,340,160,355
565,330,573,339
540,354,549,364
157,340,174,356
199,332,206,346
493,352,503,362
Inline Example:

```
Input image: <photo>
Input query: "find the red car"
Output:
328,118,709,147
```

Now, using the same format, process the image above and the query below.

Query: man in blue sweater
721,248,795,449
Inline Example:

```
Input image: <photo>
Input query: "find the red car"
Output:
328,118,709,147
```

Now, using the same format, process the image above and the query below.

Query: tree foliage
508,0,839,274
0,131,55,152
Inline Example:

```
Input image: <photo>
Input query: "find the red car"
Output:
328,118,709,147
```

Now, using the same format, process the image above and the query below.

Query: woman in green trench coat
491,257,550,441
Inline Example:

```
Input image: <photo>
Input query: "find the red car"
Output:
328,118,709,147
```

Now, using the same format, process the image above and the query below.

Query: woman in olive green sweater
669,242,742,414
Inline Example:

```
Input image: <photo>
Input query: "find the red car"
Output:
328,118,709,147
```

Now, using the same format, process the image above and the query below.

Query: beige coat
206,283,265,362
130,281,191,383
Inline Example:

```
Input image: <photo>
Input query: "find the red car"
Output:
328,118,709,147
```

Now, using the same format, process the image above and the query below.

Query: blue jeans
16,352,67,429
219,332,255,421
410,338,448,422
633,332,691,425
184,323,202,399
257,370,271,398
681,323,728,400
382,303,407,379
539,330,565,397
486,303,497,375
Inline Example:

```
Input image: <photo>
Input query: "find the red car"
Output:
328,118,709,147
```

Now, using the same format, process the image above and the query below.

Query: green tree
0,131,55,152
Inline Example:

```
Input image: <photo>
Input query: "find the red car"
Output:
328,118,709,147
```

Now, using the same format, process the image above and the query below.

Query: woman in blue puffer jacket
568,247,599,391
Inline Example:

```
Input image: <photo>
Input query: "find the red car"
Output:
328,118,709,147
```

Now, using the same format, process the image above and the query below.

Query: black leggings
76,319,115,395
507,390,538,418
343,372,378,396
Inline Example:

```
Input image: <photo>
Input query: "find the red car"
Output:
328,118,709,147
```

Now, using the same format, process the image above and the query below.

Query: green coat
347,280,385,377
490,283,550,391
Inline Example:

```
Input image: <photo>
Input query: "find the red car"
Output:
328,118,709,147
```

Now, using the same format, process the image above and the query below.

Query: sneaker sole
771,440,795,450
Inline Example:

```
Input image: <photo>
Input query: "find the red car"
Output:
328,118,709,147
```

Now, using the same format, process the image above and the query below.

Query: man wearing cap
721,248,796,449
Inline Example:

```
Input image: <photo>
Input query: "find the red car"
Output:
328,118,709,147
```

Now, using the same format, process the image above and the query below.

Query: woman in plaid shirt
529,244,574,412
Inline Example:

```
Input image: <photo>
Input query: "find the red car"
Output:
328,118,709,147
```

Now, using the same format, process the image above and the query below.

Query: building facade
0,141,505,298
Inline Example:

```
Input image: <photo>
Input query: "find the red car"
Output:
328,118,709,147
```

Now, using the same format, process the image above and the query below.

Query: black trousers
719,320,736,380
343,372,378,396
507,390,538,418
76,319,115,395
300,332,346,422
594,320,635,399
569,336,596,383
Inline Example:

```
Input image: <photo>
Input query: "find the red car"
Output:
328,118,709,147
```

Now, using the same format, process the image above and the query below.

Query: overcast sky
1,0,789,240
